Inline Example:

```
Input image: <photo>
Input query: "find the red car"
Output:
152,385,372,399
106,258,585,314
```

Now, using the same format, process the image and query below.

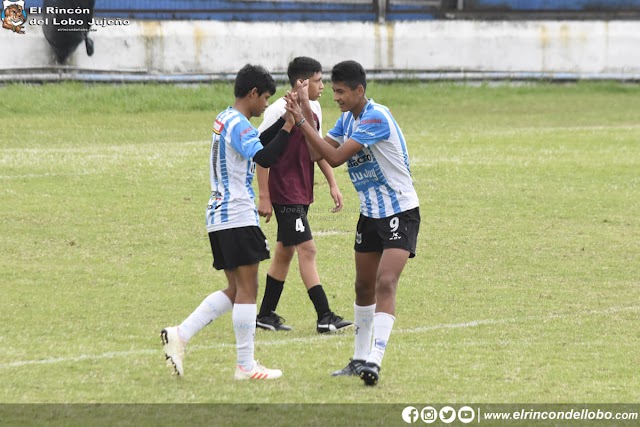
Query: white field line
313,230,349,237
0,141,206,154
0,171,96,180
1,305,638,369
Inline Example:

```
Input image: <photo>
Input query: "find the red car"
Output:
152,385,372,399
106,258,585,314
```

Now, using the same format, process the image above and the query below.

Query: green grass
1,82,639,414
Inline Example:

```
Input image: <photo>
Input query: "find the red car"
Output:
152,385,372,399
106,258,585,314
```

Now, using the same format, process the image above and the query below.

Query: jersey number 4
295,218,306,233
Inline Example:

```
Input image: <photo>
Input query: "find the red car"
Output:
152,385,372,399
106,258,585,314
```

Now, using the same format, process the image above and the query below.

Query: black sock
258,275,285,318
308,284,330,321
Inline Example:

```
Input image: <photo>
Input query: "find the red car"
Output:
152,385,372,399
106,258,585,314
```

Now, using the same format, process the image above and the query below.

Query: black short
272,204,313,247
354,207,420,258
208,226,270,270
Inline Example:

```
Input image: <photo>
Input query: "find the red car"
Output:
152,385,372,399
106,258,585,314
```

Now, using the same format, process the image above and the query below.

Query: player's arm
317,159,343,212
259,117,285,146
253,115,295,168
296,80,322,162
256,165,272,222
285,93,361,167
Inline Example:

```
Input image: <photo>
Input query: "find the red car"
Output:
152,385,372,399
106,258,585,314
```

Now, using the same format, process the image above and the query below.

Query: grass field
1,81,639,414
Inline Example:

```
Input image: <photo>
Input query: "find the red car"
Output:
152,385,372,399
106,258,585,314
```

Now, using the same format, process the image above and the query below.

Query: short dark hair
234,64,276,98
331,60,367,90
287,57,322,87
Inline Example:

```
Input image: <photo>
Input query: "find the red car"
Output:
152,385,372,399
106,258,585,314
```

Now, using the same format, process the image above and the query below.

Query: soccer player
161,64,296,380
255,57,352,334
284,60,420,386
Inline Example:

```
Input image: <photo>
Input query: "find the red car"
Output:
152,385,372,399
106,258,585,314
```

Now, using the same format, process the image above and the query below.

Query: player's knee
355,278,375,300
275,244,296,262
296,241,317,260
376,273,399,295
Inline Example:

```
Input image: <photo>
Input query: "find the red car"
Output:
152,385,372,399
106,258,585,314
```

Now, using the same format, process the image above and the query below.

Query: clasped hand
284,79,309,123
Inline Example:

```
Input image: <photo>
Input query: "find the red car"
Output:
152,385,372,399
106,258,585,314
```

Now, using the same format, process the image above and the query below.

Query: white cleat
160,326,185,376
234,361,282,380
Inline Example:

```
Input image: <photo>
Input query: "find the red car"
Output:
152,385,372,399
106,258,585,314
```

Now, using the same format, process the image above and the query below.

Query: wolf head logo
2,0,26,34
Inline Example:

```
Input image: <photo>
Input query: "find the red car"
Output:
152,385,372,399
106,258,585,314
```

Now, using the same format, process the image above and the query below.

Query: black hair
234,64,276,98
331,60,367,91
287,57,322,87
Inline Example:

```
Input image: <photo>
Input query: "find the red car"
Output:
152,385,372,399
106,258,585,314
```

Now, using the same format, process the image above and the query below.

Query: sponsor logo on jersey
347,153,372,168
213,120,224,135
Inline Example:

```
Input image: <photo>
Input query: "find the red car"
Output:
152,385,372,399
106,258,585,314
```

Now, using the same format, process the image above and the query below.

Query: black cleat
359,362,381,386
256,312,293,331
317,312,353,334
331,359,365,377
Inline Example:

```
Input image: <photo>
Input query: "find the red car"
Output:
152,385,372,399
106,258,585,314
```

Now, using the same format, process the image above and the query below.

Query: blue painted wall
468,0,640,10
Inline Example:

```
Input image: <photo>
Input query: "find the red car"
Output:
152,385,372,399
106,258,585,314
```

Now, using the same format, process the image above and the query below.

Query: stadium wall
2,20,639,80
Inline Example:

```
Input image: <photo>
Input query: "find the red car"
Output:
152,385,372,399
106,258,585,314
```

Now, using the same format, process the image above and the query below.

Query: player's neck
233,100,253,119
350,97,368,118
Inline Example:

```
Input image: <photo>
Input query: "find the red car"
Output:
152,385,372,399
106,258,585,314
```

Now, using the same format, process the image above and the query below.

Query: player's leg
332,213,381,376
232,262,282,380
257,204,296,331
177,269,235,344
297,238,353,333
360,208,420,386
359,248,410,386
331,251,379,376
256,241,295,331
161,231,236,377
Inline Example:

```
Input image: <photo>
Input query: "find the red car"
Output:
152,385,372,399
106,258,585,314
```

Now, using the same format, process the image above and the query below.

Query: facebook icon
401,406,419,423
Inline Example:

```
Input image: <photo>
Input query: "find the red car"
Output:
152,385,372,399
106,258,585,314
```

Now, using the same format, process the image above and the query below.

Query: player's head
234,64,276,117
287,56,324,101
330,60,367,113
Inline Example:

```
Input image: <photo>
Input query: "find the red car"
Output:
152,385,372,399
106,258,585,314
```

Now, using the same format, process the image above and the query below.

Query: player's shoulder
230,112,257,138
310,99,322,115
361,101,391,125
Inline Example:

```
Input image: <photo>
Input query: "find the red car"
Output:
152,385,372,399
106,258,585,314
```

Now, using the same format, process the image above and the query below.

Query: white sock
233,304,257,370
178,291,232,343
367,312,395,368
353,303,376,361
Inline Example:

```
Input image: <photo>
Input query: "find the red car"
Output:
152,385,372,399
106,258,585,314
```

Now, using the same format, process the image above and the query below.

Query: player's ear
357,85,365,96
249,87,259,98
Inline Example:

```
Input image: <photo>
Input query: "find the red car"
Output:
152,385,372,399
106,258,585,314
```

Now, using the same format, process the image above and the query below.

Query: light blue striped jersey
206,107,263,232
327,99,419,219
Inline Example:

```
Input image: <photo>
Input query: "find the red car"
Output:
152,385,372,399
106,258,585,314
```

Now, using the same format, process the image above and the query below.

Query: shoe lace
349,358,362,367
253,361,269,373
271,312,286,325
330,312,343,323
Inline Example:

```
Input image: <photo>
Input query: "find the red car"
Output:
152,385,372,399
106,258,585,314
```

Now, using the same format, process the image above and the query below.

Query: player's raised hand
283,108,295,127
284,91,303,123
295,79,310,103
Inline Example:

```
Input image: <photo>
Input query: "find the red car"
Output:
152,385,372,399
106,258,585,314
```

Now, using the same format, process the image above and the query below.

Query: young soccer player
255,57,352,333
161,64,295,380
284,60,420,386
